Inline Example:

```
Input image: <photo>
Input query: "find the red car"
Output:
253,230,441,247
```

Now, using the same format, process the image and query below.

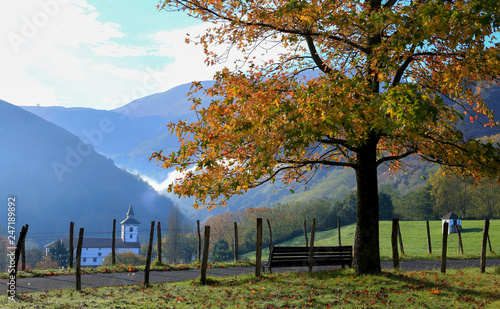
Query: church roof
126,204,135,216
120,204,140,225
120,217,141,225
442,212,459,220
45,237,140,249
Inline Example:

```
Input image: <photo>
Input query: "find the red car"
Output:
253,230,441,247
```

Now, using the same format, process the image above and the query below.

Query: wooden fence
8,217,497,291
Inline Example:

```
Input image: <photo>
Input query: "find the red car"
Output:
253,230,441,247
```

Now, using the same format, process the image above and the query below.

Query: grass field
2,267,500,308
243,220,500,261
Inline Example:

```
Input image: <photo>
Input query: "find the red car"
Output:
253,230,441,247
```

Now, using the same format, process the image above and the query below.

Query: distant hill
112,81,215,119
21,105,173,182
22,81,216,182
452,85,500,139
0,100,179,247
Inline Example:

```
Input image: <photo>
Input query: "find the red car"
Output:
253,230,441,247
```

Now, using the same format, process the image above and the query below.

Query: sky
0,0,225,110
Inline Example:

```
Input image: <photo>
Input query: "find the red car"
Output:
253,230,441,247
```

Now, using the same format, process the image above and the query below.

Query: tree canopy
153,0,500,273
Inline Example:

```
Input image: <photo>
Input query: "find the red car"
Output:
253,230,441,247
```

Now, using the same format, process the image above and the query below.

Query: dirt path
2,259,499,294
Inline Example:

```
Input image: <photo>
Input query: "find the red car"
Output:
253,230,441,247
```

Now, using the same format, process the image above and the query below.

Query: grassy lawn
0,261,255,280
2,267,500,308
243,220,500,261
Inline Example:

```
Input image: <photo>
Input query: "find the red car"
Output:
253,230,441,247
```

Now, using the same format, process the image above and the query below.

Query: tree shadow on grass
461,228,483,233
382,270,499,305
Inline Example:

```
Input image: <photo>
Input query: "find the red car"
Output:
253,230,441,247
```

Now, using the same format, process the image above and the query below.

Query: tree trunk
353,137,381,274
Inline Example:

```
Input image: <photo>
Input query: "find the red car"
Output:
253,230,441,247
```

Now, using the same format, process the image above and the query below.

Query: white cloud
148,24,223,90
149,23,292,91
89,42,151,57
0,1,291,109
90,64,146,82
141,166,197,193
0,0,157,107
1,0,125,53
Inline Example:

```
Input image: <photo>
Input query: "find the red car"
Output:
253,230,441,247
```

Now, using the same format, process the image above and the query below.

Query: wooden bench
262,245,353,273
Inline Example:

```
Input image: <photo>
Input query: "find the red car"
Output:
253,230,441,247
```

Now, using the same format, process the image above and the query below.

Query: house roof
45,237,140,249
442,212,459,220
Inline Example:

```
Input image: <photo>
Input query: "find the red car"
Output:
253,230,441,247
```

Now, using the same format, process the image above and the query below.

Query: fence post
391,218,399,269
197,220,201,262
308,218,316,273
21,238,26,271
76,227,84,291
440,222,448,273
457,227,464,255
397,222,405,255
234,222,239,262
69,222,74,268
337,219,341,246
487,234,492,253
303,220,308,248
426,221,432,254
267,219,272,253
144,221,155,287
480,218,490,273
256,218,263,277
10,224,28,297
112,219,116,266
157,221,162,265
200,225,210,285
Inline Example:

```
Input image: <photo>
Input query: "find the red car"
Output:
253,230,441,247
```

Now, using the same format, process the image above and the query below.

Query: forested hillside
0,100,180,246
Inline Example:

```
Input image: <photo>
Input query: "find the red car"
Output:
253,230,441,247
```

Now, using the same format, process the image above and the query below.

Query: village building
441,211,462,234
45,205,141,266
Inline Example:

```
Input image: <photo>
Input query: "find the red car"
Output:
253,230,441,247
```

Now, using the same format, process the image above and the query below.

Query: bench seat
262,245,353,273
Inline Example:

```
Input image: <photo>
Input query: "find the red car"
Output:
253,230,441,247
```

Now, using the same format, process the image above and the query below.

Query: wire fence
1,219,498,273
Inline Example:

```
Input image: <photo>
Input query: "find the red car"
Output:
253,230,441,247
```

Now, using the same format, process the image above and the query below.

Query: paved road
2,259,499,294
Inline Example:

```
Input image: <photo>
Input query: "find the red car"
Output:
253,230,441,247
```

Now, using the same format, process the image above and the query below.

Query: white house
442,212,462,234
45,205,141,266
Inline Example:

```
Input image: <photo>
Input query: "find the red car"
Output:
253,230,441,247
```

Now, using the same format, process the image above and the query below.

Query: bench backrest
270,245,352,261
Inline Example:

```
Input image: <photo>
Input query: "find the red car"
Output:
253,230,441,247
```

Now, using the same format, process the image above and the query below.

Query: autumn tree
164,205,184,263
469,179,500,218
429,170,500,219
204,211,240,251
154,0,500,273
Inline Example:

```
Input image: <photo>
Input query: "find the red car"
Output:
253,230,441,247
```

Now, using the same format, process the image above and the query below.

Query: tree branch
383,0,398,8
392,55,414,87
318,137,353,147
172,1,369,54
304,35,334,74
376,149,418,166
277,158,357,169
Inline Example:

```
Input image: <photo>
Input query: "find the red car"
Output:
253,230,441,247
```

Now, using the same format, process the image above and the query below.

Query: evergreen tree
49,240,69,268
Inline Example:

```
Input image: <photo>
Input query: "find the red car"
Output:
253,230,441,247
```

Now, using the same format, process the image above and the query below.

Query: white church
45,205,141,266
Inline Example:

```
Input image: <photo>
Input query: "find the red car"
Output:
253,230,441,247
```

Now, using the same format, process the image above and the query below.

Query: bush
102,251,146,266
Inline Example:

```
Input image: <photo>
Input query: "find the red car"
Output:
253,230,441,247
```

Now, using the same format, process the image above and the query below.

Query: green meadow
243,220,500,261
